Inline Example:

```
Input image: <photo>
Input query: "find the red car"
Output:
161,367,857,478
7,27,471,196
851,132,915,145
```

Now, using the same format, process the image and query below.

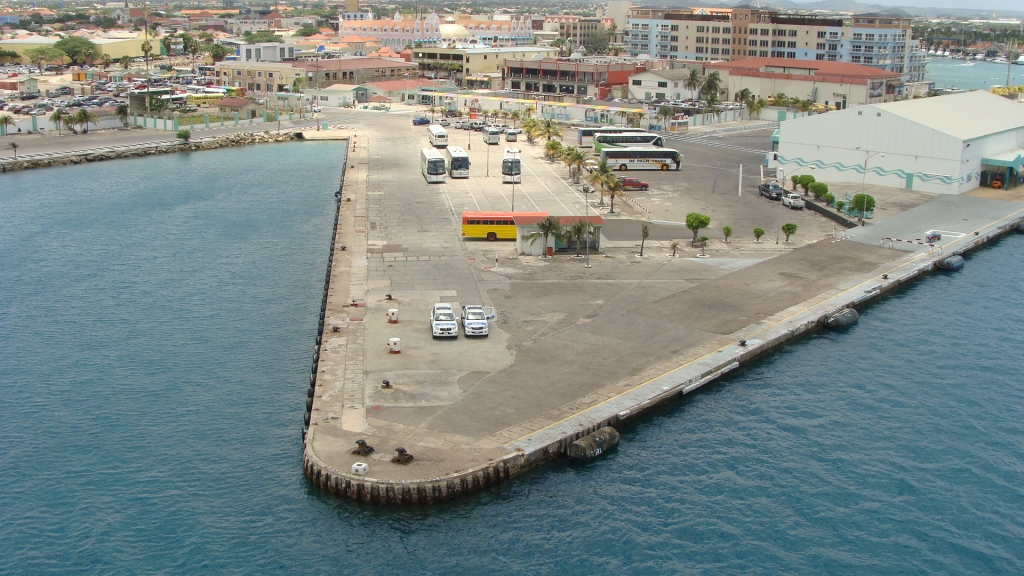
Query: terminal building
770,91,1024,195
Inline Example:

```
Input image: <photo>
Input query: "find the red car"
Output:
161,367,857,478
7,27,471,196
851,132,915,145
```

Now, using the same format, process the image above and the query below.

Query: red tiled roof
704,57,901,82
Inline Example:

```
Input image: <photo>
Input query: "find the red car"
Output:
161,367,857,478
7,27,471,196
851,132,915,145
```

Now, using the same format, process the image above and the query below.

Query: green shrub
175,129,191,142
797,175,816,193
807,181,828,199
822,193,835,206
851,193,876,214
753,227,765,241
722,225,733,242
781,223,798,241
790,175,800,190
836,200,846,211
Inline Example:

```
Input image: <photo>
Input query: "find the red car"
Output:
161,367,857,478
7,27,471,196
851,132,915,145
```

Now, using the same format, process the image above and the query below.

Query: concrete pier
302,114,1024,505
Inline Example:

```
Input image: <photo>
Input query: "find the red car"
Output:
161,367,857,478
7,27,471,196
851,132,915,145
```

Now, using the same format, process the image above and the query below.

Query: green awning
982,150,1024,169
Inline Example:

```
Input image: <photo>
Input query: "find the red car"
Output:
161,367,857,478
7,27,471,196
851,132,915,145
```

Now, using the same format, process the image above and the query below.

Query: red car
618,177,649,191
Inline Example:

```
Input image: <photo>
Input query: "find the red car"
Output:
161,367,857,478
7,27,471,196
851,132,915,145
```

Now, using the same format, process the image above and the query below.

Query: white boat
993,57,1008,64
975,53,985,60
927,49,936,55
960,62,975,66
942,50,951,57
1016,55,1024,65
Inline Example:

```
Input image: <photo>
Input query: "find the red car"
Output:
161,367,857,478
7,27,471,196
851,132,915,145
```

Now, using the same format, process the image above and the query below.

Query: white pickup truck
782,193,806,209
460,305,495,337
429,303,459,338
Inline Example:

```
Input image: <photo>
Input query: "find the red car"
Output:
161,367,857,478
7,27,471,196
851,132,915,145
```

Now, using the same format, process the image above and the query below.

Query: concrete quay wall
0,131,299,172
302,205,1024,505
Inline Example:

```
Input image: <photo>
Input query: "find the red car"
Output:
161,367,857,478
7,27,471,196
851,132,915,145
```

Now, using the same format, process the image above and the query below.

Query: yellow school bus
461,211,548,241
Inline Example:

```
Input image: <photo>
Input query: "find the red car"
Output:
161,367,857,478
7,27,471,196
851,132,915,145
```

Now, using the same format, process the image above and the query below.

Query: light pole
486,137,490,177
856,147,884,225
584,184,591,268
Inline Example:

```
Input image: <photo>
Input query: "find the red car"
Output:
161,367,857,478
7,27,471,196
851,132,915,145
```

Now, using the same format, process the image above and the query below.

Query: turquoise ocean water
925,57,1023,90
2,144,1023,574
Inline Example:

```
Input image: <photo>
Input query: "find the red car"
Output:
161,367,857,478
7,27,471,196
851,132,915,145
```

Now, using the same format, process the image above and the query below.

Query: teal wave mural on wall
777,155,955,185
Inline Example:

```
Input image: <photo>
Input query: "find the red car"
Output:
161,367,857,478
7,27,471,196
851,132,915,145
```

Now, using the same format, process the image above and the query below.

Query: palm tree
639,224,650,256
524,215,565,258
657,106,674,131
521,117,538,144
734,88,752,104
119,55,131,70
606,176,623,214
74,109,98,134
701,71,722,102
101,53,113,70
566,218,594,257
0,114,15,136
562,146,586,183
585,158,616,206
510,109,521,127
684,69,702,100
49,109,66,135
544,139,564,160
615,109,629,126
62,115,76,134
537,118,562,142
161,34,175,57
9,141,17,158
115,104,129,128
522,105,535,119
428,105,436,121
292,77,305,93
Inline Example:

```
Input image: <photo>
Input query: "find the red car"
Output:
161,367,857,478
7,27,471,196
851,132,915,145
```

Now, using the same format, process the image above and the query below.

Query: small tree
754,227,765,242
685,212,711,242
850,194,876,224
697,236,710,257
176,129,192,142
722,225,733,243
566,219,593,257
807,181,828,200
822,193,835,206
836,200,846,212
524,215,564,258
790,174,800,190
669,241,680,257
606,177,623,214
115,104,129,128
781,223,798,242
639,224,650,256
0,114,13,137
9,141,18,158
797,174,816,194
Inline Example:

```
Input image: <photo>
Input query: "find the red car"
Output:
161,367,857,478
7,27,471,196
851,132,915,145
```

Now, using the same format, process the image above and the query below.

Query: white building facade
770,91,1024,195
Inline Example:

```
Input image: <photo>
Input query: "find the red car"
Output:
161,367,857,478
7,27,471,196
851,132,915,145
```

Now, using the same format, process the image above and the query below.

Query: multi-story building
237,42,299,62
337,12,535,49
214,61,303,93
413,46,558,89
624,6,920,80
543,16,605,47
503,57,644,99
214,57,419,93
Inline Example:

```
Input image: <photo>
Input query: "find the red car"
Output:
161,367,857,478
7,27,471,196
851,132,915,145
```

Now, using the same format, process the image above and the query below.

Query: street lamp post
856,146,884,225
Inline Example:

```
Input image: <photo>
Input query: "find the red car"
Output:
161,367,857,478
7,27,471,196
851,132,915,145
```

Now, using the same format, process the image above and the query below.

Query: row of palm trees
48,108,101,135
523,215,596,259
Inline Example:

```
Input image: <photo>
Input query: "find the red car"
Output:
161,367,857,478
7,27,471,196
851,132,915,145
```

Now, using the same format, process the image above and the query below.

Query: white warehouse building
770,91,1024,195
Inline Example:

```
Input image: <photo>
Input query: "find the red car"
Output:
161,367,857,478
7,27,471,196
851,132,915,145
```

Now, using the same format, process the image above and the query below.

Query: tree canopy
54,37,98,65
243,31,283,44
294,24,320,37
23,46,67,68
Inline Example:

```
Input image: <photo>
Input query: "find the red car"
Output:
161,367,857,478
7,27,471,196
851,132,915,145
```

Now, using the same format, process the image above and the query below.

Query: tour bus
501,148,522,184
483,127,501,145
428,124,449,148
461,211,548,241
421,148,447,183
577,126,646,148
593,132,665,151
600,146,682,171
186,93,224,106
445,146,470,178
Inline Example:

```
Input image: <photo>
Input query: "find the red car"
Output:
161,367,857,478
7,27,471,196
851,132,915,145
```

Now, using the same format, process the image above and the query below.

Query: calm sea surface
2,144,1023,575
925,57,1023,90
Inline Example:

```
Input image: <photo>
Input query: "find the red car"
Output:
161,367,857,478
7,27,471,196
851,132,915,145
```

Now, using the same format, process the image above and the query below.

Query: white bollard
351,462,369,475
387,308,399,323
387,338,401,354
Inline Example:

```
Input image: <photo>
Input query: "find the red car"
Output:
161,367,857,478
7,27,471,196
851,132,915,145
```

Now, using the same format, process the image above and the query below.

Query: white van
483,128,501,145
427,124,449,148
469,120,486,131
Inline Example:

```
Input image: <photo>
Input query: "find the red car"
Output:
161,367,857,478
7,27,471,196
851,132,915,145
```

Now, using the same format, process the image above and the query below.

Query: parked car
454,120,468,129
19,93,40,101
782,193,805,209
504,127,522,136
434,118,450,126
618,177,649,191
758,181,784,200
412,116,431,126
429,303,459,338
460,305,494,337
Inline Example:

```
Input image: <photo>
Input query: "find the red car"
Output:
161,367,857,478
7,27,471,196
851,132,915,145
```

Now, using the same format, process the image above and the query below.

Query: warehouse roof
868,90,1024,141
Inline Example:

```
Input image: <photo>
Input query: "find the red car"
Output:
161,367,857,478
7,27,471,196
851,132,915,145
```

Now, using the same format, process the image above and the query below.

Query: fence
131,109,309,131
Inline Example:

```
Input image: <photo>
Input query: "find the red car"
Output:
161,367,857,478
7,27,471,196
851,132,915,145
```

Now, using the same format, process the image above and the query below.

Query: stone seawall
0,132,299,173
302,211,1024,505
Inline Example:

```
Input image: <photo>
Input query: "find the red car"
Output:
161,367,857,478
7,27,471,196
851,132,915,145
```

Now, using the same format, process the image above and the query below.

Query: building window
759,50,768,57
712,26,720,33
863,56,872,64
632,79,641,86
828,43,838,51
852,44,861,52
865,33,875,41
722,49,730,55
789,30,797,37
670,35,678,42
852,55,861,63
817,43,826,50
827,54,837,61
787,52,796,58
760,40,768,47
817,31,826,38
711,48,719,55
853,33,862,40
788,41,796,48
671,24,678,31
761,28,769,35
657,81,667,88
816,53,825,60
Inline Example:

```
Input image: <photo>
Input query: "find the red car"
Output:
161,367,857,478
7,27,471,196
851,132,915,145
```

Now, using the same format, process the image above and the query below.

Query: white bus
421,148,447,183
600,146,682,171
593,132,665,151
577,126,646,148
445,146,470,178
502,148,522,184
483,128,501,145
428,124,449,148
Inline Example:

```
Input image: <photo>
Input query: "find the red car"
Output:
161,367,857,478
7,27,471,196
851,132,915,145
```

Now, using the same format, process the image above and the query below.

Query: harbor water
2,145,1023,574
925,57,1023,90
